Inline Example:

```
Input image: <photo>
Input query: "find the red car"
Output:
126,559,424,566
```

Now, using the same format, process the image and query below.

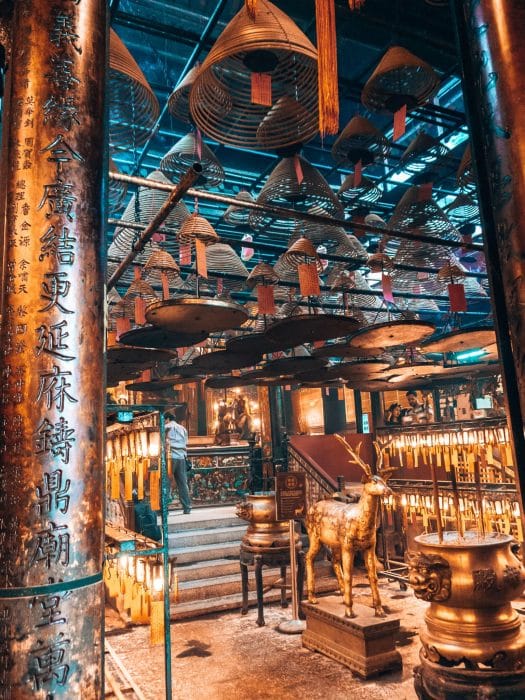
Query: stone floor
106,573,427,699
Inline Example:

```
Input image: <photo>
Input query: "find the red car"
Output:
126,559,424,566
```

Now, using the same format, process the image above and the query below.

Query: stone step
165,514,241,533
172,541,242,564
176,558,241,583
168,524,247,548
170,572,339,621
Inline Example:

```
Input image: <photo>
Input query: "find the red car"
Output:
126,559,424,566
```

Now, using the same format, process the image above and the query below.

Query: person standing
165,406,191,514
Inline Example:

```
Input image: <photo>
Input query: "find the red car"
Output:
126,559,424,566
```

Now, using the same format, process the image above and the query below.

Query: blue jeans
171,457,191,512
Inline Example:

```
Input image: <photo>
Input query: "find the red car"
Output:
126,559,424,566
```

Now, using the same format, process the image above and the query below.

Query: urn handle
235,501,253,521
407,551,452,602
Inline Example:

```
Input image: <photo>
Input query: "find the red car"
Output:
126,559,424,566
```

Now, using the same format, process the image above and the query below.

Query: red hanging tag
141,369,152,382
115,317,131,341
293,154,304,185
152,231,166,243
418,182,433,201
417,271,430,281
179,243,192,266
195,129,202,161
393,104,407,141
337,387,344,401
354,160,362,187
298,262,321,297
216,277,223,295
313,340,325,348
134,297,146,325
382,273,394,303
161,271,170,300
461,233,473,256
195,238,208,278
251,73,272,106
448,283,467,312
133,266,141,280
257,285,275,315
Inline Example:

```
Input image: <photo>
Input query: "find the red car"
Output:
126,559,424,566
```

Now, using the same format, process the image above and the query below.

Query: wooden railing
287,442,334,507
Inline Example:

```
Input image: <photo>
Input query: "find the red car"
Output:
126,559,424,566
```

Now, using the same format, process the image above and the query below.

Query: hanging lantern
189,0,318,151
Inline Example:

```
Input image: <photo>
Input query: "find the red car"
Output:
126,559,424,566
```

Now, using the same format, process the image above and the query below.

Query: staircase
165,506,338,620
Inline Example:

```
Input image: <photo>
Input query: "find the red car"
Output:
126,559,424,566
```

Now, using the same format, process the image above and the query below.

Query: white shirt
165,420,188,459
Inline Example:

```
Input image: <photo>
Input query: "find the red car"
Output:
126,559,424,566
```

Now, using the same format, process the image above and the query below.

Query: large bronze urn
408,531,525,698
236,492,301,549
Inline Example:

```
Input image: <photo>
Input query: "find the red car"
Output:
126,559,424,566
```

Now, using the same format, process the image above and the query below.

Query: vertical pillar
0,0,106,697
354,390,364,433
268,385,285,461
196,380,207,436
322,387,346,434
450,1,525,512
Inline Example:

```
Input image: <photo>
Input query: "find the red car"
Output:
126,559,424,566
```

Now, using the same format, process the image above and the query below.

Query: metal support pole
450,0,525,523
0,0,106,696
354,390,364,433
107,164,202,290
158,411,172,700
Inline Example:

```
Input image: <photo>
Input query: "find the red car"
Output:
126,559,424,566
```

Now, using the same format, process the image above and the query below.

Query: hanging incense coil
361,46,440,113
277,237,323,274
349,320,436,349
249,155,343,232
109,157,128,213
223,191,255,226
422,325,496,355
331,116,390,165
192,349,262,372
265,314,361,347
118,325,208,349
399,131,449,172
255,95,316,151
143,248,181,285
437,262,466,281
398,296,440,314
177,213,219,245
189,0,318,150
146,297,249,334
167,65,201,124
445,194,479,223
108,29,160,148
160,132,224,189
200,243,249,292
457,143,476,193
367,252,394,273
287,218,348,250
331,234,368,272
122,279,158,318
246,262,279,289
337,173,383,206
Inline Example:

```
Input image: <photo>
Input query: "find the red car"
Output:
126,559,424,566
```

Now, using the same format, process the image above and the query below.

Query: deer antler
373,438,397,481
334,433,372,477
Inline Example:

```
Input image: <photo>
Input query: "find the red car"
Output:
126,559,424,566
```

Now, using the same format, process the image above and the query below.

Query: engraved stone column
0,0,106,697
450,1,525,516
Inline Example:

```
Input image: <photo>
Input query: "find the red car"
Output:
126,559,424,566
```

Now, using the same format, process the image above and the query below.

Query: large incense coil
331,116,390,166
109,29,160,148
223,190,255,226
457,143,476,193
255,95,316,151
178,213,219,245
249,156,343,232
324,270,390,323
265,314,361,347
167,65,201,124
288,219,348,250
160,132,225,189
145,297,249,334
361,45,440,113
246,262,279,289
337,173,383,206
398,296,441,313
109,157,128,213
122,279,158,318
192,349,262,372
349,320,436,349
117,325,208,349
189,1,318,150
422,325,496,354
445,194,479,223
399,131,449,172
277,237,323,274
143,248,181,285
331,234,368,272
199,243,249,291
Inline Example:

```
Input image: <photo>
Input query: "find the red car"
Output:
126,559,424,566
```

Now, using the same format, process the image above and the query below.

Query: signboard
117,410,134,423
275,472,307,520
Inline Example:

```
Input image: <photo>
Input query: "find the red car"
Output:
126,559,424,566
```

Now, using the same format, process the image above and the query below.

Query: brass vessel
408,531,525,698
236,493,300,549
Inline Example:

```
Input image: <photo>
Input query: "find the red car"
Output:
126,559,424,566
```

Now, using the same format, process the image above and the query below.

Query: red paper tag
337,387,344,401
293,154,304,185
393,104,407,141
134,266,141,280
382,273,394,303
313,340,325,348
448,283,467,312
217,277,223,295
134,297,146,325
461,233,473,255
284,384,291,391
161,271,170,300
257,285,275,315
152,231,166,243
251,73,272,106
418,182,433,202
354,160,362,187
115,316,131,340
241,233,254,262
179,243,192,266
195,238,208,278
298,262,320,297
195,128,202,161
141,369,151,382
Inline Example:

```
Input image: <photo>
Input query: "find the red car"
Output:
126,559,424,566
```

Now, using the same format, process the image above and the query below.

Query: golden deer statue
305,434,394,618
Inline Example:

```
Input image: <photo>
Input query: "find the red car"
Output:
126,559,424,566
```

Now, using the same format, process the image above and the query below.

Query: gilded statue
305,435,394,618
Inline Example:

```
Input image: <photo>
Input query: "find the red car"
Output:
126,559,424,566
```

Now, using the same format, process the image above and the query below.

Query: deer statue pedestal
302,595,402,678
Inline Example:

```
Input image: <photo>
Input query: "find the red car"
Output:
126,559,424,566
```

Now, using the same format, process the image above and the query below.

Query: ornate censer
408,531,525,698
236,493,301,550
